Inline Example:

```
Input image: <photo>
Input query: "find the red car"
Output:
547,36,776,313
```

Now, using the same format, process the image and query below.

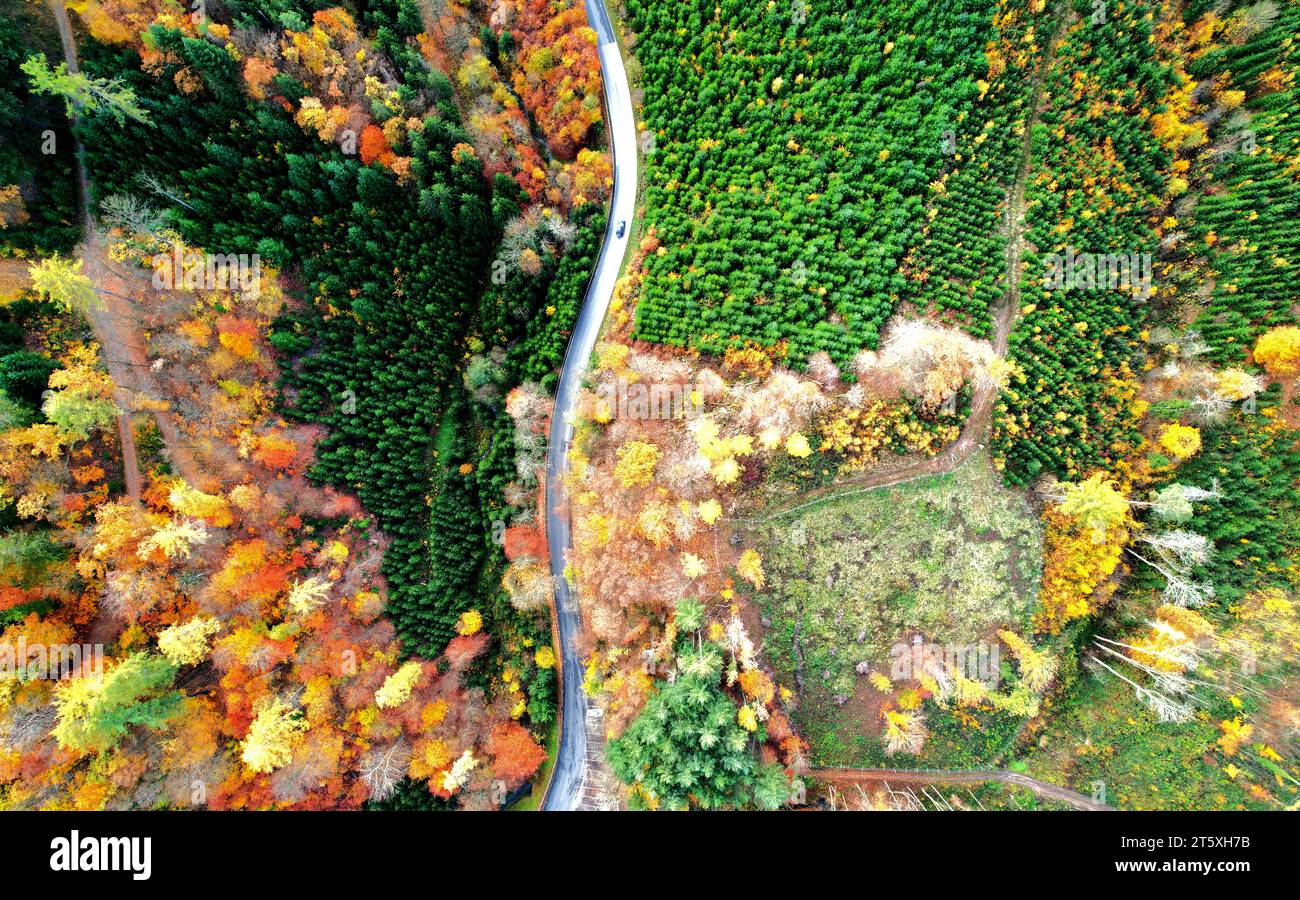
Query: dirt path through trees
48,0,142,498
730,4,1066,526
49,0,206,496
812,766,1112,811
738,6,1088,810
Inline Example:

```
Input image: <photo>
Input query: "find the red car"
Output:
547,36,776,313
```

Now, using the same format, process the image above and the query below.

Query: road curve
541,0,638,812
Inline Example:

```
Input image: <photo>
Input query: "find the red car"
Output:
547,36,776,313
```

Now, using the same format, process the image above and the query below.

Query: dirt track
50,0,206,496
813,766,1112,811
728,6,1065,528
743,8,1090,813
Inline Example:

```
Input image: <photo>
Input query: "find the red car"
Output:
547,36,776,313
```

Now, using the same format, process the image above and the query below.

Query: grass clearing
748,452,1042,766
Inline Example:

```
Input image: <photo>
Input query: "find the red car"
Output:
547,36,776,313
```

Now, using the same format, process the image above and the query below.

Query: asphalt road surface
541,0,638,811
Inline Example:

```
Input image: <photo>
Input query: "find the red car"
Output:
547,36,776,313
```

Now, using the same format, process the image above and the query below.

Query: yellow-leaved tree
28,254,97,312
614,440,660,487
997,629,1058,693
157,616,222,666
737,549,765,589
882,709,927,755
52,653,183,753
1254,325,1300,377
375,661,423,709
1057,473,1130,535
241,697,308,774
1158,423,1202,460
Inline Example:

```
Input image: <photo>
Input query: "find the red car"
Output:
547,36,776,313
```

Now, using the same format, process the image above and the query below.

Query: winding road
536,1,1108,813
52,0,628,810
541,0,637,812
44,0,1100,813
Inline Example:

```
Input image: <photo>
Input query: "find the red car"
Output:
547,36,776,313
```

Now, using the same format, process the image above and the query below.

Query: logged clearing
750,452,1042,765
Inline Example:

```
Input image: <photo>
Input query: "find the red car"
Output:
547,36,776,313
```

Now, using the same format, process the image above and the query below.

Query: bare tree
359,741,411,802
136,172,196,211
100,193,167,235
